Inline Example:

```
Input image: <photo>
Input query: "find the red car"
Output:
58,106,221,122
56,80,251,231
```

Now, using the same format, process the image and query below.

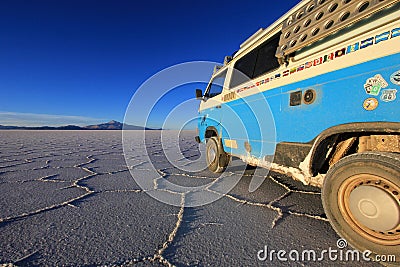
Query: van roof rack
224,55,233,65
234,1,308,59
213,65,224,75
276,0,400,60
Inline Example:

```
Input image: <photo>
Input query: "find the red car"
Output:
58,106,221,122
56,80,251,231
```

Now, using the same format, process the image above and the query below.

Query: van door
199,70,227,139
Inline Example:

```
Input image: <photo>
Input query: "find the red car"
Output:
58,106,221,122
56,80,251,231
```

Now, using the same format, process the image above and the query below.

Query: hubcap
338,174,400,245
349,185,399,231
207,145,217,164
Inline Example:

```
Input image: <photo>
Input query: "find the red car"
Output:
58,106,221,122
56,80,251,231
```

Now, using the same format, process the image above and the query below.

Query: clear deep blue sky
0,0,299,128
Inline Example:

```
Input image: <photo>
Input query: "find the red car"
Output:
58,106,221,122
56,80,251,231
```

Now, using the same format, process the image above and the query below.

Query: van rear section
196,0,400,262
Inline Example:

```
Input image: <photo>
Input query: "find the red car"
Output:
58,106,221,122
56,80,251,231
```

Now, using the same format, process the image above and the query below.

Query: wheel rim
338,174,400,245
207,144,217,165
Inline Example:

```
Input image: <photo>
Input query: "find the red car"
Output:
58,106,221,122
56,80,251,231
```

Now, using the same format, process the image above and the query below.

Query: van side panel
199,49,400,162
277,53,400,142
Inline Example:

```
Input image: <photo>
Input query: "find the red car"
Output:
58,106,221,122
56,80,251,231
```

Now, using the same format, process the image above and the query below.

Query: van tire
322,152,400,263
206,137,229,173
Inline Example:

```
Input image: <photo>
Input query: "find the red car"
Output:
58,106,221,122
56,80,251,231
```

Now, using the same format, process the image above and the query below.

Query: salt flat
0,131,378,266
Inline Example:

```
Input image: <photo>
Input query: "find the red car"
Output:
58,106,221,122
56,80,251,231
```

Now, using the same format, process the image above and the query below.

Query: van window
230,33,281,88
253,34,281,77
206,70,227,98
230,49,258,88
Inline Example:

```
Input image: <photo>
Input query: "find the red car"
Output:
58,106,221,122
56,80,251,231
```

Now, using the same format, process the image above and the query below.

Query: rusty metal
244,141,252,153
358,135,400,153
329,137,356,166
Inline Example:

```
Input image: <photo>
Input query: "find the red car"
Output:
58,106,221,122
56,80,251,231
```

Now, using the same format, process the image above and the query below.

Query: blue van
195,0,400,261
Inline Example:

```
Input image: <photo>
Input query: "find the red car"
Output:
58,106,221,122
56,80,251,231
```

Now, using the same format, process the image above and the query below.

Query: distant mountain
0,120,157,130
84,120,153,130
84,120,123,130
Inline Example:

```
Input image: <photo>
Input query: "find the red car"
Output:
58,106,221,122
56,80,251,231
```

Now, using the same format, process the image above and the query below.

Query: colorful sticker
392,27,400,38
363,98,379,111
375,31,390,44
360,37,374,49
390,70,400,85
380,89,397,102
364,74,388,96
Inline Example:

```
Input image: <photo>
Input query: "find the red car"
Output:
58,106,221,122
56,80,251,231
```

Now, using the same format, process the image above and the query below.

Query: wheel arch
205,126,219,139
308,122,400,176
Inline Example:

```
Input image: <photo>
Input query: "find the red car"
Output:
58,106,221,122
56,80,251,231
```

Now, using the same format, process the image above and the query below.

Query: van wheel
322,152,400,261
206,137,229,173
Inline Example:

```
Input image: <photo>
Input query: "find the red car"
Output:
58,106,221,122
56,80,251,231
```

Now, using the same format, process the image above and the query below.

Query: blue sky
0,0,299,128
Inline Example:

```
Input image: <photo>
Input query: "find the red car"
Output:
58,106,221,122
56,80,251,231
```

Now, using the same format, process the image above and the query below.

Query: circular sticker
390,70,400,86
363,98,379,111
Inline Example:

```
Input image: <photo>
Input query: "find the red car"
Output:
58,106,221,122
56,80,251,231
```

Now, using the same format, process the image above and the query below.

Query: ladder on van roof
275,0,400,61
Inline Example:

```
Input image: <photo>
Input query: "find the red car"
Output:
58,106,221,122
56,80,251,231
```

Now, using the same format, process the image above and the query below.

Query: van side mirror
195,89,203,100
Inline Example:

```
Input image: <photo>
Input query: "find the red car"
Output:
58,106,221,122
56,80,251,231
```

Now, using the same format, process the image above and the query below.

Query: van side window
230,33,281,88
206,70,227,98
253,34,281,77
230,49,258,88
